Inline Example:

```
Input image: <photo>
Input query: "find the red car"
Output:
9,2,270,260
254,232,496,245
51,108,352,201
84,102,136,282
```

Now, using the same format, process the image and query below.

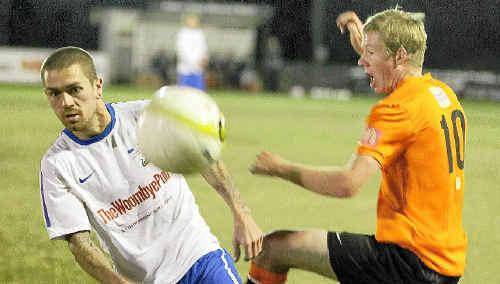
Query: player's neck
73,102,111,140
404,65,422,79
392,65,422,92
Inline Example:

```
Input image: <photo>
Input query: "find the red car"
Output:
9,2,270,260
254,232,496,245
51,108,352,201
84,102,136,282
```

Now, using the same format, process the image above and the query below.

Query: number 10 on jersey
440,109,466,174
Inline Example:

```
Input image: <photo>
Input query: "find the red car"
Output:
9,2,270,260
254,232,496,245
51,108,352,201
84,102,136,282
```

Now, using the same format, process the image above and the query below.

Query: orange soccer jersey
357,73,467,276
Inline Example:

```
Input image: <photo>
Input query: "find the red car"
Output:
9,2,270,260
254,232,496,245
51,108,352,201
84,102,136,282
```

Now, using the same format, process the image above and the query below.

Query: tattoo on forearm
68,232,126,283
204,161,249,213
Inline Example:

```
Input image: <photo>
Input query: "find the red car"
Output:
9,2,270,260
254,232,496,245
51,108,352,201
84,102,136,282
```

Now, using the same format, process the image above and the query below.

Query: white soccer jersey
39,101,220,284
176,27,208,74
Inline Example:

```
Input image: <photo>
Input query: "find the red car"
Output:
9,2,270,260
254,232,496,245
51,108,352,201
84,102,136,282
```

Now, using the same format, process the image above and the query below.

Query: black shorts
327,232,460,284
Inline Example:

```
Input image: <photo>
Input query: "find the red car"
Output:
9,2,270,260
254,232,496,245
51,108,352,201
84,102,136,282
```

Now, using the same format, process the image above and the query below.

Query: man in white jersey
176,14,208,91
39,46,263,284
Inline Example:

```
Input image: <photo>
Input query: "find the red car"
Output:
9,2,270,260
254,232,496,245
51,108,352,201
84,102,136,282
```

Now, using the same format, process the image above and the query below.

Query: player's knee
255,230,299,263
263,230,295,249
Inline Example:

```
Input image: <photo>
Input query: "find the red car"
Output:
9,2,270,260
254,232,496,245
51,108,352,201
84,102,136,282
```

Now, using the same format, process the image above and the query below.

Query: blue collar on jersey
63,103,116,146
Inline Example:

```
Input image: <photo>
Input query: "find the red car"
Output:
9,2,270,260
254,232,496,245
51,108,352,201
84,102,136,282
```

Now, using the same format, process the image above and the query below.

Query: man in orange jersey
246,8,466,284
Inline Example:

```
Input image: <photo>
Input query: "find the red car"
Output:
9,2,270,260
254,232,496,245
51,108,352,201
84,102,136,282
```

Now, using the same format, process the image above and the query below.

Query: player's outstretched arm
67,231,138,284
250,151,378,198
201,160,263,262
336,11,364,55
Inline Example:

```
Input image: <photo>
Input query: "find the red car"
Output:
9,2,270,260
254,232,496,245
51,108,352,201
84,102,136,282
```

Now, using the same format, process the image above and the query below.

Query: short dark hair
40,46,98,85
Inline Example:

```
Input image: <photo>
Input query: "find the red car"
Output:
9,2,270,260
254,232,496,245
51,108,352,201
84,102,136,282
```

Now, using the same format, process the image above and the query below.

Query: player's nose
60,92,75,107
358,56,366,67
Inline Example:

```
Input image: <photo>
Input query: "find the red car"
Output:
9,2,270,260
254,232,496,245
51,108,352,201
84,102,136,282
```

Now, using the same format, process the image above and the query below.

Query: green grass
0,83,498,283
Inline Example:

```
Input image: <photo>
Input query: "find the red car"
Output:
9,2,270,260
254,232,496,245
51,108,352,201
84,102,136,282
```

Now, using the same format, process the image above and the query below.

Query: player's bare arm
250,151,378,198
202,160,263,262
67,231,136,284
336,11,364,55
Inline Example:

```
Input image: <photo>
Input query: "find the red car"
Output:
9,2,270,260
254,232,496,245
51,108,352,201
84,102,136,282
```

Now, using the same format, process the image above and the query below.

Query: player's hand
250,151,284,177
232,210,263,262
336,11,364,55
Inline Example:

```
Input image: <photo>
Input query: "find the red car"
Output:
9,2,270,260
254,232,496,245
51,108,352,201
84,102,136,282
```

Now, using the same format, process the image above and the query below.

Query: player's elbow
333,172,360,198
335,184,359,198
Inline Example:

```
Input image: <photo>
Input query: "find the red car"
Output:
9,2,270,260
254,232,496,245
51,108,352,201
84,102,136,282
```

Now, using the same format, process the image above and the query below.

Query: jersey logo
360,127,379,146
141,158,150,167
79,172,94,184
336,232,343,246
429,87,451,108
127,147,150,167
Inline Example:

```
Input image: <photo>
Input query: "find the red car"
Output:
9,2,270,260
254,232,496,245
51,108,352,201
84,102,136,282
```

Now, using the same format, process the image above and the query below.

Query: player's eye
45,90,59,97
67,87,82,96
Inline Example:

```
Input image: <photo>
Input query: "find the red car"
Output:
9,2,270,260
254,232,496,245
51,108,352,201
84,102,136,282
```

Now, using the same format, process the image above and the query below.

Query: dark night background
0,0,498,71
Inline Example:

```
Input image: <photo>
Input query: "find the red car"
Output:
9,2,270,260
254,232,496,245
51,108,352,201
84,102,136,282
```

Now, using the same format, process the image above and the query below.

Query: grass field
0,83,499,283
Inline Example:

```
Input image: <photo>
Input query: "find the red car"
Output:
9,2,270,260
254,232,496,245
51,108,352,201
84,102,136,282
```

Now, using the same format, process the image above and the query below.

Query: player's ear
395,47,409,66
95,78,103,99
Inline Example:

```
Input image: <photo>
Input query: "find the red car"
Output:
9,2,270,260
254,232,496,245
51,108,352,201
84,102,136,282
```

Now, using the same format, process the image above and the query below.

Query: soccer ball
137,86,225,174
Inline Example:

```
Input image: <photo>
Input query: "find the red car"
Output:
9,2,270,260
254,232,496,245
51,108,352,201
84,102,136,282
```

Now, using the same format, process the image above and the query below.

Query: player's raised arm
250,151,379,198
336,11,364,55
66,231,137,284
201,160,263,262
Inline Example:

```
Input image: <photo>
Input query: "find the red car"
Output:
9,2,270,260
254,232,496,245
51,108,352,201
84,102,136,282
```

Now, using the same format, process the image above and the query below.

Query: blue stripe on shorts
178,249,242,284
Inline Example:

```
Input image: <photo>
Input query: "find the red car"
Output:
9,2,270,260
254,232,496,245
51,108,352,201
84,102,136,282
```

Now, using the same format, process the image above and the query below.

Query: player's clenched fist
250,151,285,176
336,11,364,55
336,11,362,32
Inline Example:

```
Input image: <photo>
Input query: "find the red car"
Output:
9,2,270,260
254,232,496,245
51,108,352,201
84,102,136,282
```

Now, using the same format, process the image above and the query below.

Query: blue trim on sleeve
40,171,51,227
63,104,116,145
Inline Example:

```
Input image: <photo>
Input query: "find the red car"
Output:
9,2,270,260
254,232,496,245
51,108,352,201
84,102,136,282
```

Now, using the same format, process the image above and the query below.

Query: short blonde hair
364,8,427,68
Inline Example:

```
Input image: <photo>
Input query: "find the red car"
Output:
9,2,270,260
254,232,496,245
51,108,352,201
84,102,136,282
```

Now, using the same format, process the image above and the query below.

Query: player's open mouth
368,75,374,87
65,113,80,121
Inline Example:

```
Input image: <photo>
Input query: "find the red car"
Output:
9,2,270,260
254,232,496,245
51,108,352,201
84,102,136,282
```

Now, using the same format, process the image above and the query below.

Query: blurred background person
150,49,170,86
261,36,283,93
176,14,208,91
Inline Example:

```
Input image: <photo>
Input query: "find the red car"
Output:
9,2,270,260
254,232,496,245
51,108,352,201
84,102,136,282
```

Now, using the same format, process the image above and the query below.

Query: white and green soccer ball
137,86,225,174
